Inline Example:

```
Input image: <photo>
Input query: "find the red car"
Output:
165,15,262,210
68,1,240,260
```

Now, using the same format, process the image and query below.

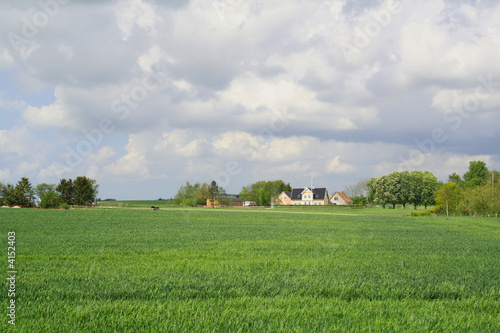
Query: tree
35,183,56,199
463,161,489,188
435,183,462,216
448,173,462,185
239,180,291,206
174,182,213,206
399,171,411,208
422,171,439,209
73,176,99,205
409,171,424,209
56,179,74,205
15,177,35,206
367,175,389,208
367,171,438,210
208,181,220,207
366,178,376,204
40,191,61,209
344,178,370,202
1,184,16,206
386,172,403,209
460,181,500,216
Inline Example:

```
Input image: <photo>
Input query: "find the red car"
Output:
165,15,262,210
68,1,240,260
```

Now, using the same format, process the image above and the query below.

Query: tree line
239,180,291,206
435,161,499,216
0,176,99,208
173,181,226,206
367,171,439,209
174,180,291,207
174,161,498,215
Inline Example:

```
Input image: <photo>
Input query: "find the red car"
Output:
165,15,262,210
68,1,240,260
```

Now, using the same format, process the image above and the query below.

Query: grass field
1,208,499,332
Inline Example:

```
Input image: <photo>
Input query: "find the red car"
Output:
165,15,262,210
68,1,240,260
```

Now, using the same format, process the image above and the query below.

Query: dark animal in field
151,206,160,210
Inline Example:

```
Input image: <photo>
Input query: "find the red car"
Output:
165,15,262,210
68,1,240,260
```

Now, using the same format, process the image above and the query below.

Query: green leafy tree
239,180,291,206
435,183,462,216
422,171,439,209
208,181,220,207
368,175,389,208
56,179,74,205
399,171,411,208
386,172,403,209
239,185,251,201
15,177,35,206
73,176,99,205
40,191,61,209
1,184,16,206
174,182,212,206
448,173,462,185
368,171,438,210
409,171,424,209
463,161,489,188
35,183,56,199
460,181,500,216
366,178,376,204
351,196,367,205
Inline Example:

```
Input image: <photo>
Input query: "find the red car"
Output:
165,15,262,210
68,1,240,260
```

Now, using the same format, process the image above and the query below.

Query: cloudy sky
1,0,499,199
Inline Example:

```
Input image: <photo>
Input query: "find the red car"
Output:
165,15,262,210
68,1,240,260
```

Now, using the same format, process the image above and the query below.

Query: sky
0,0,499,200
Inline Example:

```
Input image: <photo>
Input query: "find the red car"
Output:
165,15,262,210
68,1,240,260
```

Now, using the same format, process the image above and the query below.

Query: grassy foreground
1,208,499,332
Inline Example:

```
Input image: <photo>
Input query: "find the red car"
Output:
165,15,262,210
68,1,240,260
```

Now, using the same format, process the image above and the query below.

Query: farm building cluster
273,187,353,206
206,187,353,207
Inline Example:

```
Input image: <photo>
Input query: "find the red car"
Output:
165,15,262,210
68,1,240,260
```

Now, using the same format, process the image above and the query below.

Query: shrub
411,210,432,217
60,203,71,210
430,205,443,215
40,191,61,209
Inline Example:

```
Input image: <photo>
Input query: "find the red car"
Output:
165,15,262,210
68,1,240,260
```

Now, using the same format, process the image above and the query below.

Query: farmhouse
206,194,244,208
273,191,292,205
329,192,353,205
290,187,329,205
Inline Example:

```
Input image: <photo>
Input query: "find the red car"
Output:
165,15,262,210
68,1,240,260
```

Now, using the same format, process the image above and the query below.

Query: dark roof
223,194,244,202
284,191,292,198
290,187,327,200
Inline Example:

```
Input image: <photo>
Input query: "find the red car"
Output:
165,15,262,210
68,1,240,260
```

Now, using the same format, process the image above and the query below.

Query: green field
1,208,499,332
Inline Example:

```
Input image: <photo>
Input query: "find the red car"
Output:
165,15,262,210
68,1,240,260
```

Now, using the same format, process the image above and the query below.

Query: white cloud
103,134,151,178
23,102,72,129
0,127,36,156
326,156,356,174
116,0,161,41
137,44,163,73
88,146,117,164
153,130,209,158
432,87,500,114
0,94,26,112
0,0,499,198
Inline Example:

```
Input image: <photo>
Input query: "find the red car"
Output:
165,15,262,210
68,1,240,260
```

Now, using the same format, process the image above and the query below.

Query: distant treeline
0,177,98,209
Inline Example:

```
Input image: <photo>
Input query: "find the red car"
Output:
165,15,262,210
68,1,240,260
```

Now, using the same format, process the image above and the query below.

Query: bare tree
344,178,370,198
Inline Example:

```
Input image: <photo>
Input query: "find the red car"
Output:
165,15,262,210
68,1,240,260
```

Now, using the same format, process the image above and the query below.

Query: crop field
1,208,499,332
